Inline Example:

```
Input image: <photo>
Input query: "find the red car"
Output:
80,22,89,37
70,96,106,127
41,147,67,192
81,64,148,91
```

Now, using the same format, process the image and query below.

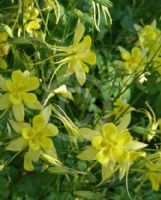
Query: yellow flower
56,22,96,85
25,20,41,37
139,21,161,49
6,105,59,171
78,123,147,180
113,98,130,118
116,46,146,74
22,114,58,151
146,159,161,191
0,70,41,122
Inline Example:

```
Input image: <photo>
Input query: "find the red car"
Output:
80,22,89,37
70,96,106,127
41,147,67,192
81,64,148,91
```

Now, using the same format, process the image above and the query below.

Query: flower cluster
114,20,161,76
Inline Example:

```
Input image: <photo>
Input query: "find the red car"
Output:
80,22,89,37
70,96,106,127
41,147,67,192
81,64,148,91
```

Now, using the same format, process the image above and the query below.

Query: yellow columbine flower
6,106,59,171
56,22,96,85
22,114,58,151
146,158,161,191
139,21,161,49
116,46,146,74
78,123,147,180
0,70,41,122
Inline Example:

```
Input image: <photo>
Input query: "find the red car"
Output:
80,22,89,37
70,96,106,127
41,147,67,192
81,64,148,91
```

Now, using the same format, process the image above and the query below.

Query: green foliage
1,0,161,199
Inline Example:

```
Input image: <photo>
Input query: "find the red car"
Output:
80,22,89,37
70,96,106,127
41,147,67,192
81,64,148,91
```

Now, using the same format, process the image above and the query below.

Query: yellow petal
73,22,85,44
0,93,11,110
96,149,110,164
81,50,96,65
0,75,7,91
39,137,54,149
9,119,30,133
22,93,37,104
112,148,128,164
82,63,89,73
26,20,41,33
147,173,160,191
12,103,24,122
118,47,130,61
79,35,91,49
92,135,103,149
42,123,58,137
9,94,21,105
28,147,40,162
26,100,42,110
33,114,45,131
115,131,132,146
127,140,147,151
29,138,40,151
25,77,40,92
22,127,35,140
102,123,117,139
11,70,23,82
129,151,146,162
6,137,27,151
78,128,100,140
0,57,8,69
102,162,115,181
77,146,97,160
41,105,52,124
67,63,74,74
24,152,34,171
132,47,141,57
73,60,86,86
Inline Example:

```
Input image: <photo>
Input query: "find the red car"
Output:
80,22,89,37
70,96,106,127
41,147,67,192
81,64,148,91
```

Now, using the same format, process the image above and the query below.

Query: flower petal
96,149,110,164
102,123,117,139
6,137,27,152
112,148,128,164
33,114,45,131
81,50,96,65
28,147,40,162
42,123,58,137
9,119,30,133
11,70,23,82
29,137,40,151
0,93,11,110
77,146,97,160
73,22,85,44
73,60,86,86
92,135,103,149
22,93,37,104
9,94,21,105
118,46,130,61
0,57,7,69
26,100,42,110
127,140,147,151
115,131,132,146
25,77,40,92
41,105,52,124
0,75,7,91
39,137,54,149
12,103,24,122
24,152,34,171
